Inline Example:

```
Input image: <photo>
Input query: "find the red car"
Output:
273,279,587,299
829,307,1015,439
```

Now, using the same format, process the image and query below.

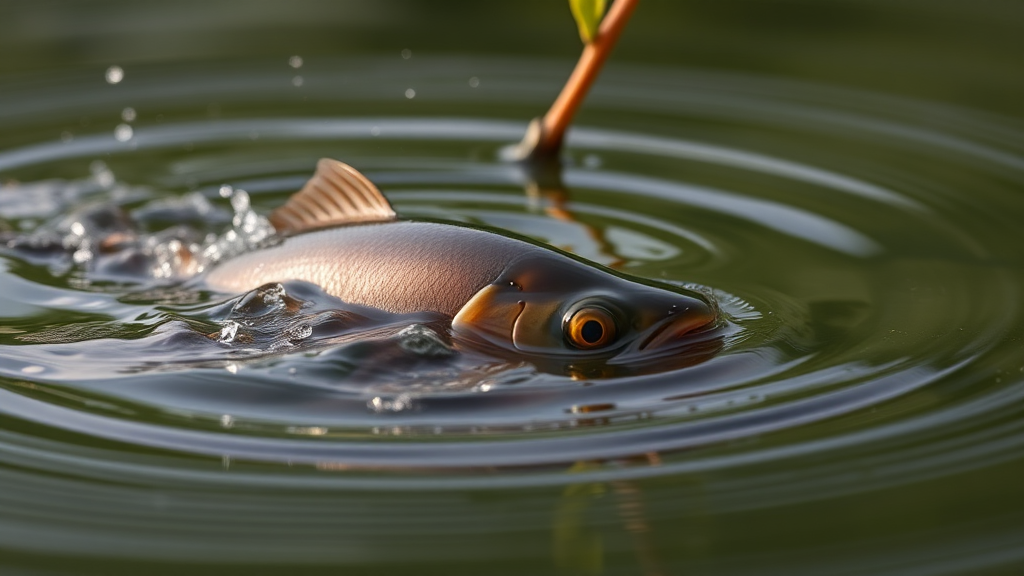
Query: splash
1,168,274,284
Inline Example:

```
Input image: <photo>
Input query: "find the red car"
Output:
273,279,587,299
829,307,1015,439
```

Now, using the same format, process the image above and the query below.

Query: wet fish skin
203,159,717,364
205,220,539,317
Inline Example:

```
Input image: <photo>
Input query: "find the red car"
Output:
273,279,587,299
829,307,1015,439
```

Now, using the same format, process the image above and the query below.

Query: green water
2,1,1024,574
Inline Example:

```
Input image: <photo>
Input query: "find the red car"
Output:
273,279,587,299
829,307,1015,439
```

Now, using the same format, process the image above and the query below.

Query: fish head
452,254,718,373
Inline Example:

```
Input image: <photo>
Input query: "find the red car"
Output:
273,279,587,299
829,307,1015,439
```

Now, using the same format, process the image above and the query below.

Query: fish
204,159,718,371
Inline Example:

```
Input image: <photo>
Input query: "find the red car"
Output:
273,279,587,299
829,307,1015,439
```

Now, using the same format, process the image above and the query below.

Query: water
3,3,1024,575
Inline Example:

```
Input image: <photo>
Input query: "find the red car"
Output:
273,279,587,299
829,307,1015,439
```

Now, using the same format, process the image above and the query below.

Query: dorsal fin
269,159,396,235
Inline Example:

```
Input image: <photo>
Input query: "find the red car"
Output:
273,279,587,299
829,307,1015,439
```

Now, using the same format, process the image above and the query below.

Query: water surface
2,7,1024,575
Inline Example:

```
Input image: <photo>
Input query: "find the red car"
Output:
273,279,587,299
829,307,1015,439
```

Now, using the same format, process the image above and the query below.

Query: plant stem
516,0,639,162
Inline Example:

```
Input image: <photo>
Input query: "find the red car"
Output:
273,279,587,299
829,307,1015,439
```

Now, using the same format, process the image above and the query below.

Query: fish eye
564,307,617,349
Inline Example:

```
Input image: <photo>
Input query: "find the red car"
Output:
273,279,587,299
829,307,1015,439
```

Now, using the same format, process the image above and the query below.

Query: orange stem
529,0,639,159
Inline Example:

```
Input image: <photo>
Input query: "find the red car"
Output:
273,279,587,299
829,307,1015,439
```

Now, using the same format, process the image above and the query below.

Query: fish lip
639,312,716,351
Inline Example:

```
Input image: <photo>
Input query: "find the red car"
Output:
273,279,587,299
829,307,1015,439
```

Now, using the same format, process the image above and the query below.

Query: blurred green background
2,0,1023,117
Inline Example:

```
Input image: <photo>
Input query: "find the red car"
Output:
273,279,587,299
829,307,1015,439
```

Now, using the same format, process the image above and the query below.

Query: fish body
204,159,717,368
206,220,534,317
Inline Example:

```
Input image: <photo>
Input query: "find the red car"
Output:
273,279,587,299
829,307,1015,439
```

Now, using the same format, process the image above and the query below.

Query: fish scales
205,221,533,316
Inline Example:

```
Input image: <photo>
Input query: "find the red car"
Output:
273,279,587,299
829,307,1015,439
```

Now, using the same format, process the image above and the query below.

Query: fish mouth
639,310,716,351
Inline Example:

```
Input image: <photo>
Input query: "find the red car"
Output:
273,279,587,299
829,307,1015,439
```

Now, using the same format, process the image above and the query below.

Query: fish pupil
581,320,604,344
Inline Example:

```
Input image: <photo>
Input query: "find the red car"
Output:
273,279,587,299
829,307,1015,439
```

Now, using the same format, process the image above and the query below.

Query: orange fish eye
565,307,617,349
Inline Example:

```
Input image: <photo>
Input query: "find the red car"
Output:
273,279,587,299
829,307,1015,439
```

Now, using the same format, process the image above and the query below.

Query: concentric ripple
1,57,1024,571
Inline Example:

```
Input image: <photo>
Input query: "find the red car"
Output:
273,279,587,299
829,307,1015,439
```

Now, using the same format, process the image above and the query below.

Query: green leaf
569,0,607,44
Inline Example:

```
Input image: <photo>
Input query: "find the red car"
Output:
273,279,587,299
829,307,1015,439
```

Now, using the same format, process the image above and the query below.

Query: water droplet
230,189,250,213
90,160,115,187
218,321,240,343
468,76,480,88
405,88,416,99
292,75,303,87
220,414,234,428
370,126,380,136
368,394,414,413
69,222,85,237
225,363,238,374
401,49,412,60
105,66,124,84
121,107,136,122
218,185,233,198
288,55,303,69
113,123,133,142
72,248,92,265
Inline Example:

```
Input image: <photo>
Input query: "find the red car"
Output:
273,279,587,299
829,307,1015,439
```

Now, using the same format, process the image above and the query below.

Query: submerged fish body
205,159,718,370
